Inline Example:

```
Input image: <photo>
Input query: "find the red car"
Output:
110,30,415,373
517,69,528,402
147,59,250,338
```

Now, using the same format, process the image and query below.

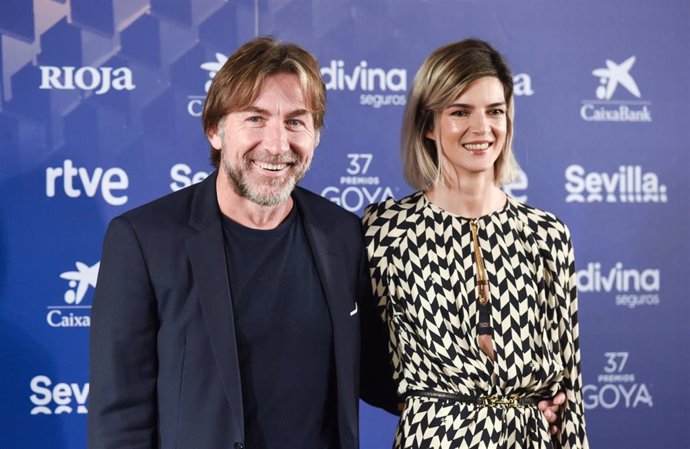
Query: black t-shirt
221,205,338,449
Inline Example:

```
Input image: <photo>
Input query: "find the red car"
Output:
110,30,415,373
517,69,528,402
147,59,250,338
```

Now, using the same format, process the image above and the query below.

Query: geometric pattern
362,192,588,448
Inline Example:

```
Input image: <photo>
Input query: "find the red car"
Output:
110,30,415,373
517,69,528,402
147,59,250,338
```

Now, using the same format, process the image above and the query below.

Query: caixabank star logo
45,260,99,328
580,56,652,122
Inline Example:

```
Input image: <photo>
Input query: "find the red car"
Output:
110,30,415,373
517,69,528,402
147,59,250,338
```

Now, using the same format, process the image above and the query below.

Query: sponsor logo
580,56,651,122
321,60,407,109
321,153,397,213
187,53,227,117
170,163,210,191
583,352,653,410
512,73,534,97
564,165,667,203
46,159,129,206
39,66,135,95
46,261,99,328
577,262,660,308
502,169,528,202
30,375,89,415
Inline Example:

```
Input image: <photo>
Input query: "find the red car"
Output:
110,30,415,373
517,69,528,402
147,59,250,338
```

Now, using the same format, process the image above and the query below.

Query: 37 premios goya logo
46,260,99,328
580,56,651,122
321,153,397,213
583,352,652,410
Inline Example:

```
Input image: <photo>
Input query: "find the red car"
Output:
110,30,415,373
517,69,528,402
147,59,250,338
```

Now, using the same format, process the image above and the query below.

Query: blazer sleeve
88,216,159,449
555,228,589,449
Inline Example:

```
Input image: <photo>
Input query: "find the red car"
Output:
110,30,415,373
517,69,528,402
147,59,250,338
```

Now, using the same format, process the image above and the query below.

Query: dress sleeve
555,227,589,449
359,204,400,414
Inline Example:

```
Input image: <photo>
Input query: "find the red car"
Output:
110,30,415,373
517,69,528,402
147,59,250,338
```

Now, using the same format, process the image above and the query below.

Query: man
88,37,563,449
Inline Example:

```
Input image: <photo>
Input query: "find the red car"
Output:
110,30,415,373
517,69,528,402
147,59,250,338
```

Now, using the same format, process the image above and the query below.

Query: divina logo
321,60,407,109
39,66,135,95
580,56,651,122
46,260,99,328
577,262,660,308
564,165,667,203
30,375,89,415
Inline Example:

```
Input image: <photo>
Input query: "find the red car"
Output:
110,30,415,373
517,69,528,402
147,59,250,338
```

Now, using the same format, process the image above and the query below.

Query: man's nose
264,120,289,154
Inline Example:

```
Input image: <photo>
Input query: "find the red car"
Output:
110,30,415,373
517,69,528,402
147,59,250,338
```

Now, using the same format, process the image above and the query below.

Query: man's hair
202,36,326,168
401,38,520,189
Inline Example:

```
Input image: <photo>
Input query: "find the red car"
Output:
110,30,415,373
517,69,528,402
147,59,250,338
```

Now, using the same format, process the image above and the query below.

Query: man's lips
252,160,291,172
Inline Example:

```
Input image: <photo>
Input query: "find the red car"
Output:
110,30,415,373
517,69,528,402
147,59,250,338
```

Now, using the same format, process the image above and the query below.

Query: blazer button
233,442,244,449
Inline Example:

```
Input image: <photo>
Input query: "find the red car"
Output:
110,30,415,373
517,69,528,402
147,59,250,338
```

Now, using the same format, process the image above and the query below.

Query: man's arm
88,216,159,449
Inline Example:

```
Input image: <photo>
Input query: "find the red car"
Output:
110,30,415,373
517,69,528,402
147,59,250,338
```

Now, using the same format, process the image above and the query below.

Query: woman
363,39,588,448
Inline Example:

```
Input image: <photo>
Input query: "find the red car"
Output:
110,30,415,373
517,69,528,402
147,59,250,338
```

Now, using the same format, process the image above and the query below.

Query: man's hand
537,391,566,435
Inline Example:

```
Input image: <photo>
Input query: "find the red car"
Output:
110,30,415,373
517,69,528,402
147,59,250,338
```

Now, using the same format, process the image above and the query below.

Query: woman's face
429,76,507,183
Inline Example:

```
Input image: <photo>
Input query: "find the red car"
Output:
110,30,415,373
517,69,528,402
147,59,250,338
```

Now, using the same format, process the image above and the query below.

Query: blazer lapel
185,172,244,432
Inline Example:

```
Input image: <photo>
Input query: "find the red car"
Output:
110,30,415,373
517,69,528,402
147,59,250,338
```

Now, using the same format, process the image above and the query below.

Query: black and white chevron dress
363,192,588,449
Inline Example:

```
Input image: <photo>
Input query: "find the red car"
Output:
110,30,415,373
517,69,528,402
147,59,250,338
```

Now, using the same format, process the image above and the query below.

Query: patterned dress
363,192,588,449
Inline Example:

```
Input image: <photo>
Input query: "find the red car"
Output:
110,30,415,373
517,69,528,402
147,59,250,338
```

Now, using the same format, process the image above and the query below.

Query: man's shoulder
293,186,360,226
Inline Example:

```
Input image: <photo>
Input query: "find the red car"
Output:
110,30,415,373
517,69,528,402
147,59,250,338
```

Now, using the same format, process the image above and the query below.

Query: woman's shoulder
362,191,423,224
509,197,572,243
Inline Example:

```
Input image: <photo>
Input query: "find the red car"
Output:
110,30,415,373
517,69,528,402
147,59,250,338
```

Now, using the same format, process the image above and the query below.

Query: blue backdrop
1,1,688,448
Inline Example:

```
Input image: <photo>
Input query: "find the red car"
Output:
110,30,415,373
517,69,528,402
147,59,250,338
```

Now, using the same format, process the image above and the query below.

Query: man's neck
216,172,295,230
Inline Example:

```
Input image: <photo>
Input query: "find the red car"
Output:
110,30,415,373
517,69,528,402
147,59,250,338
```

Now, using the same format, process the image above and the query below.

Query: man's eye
247,116,263,123
286,119,303,127
489,109,505,116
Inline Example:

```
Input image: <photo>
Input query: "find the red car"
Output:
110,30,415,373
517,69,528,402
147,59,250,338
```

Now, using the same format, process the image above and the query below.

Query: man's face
209,73,318,207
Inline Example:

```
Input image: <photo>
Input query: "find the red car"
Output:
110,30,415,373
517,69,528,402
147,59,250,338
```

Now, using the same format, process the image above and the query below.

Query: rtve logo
580,55,651,122
39,66,135,95
564,165,667,203
46,159,129,206
30,375,89,415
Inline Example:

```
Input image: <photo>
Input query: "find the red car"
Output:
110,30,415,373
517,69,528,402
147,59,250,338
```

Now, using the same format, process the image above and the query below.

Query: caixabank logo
577,262,660,308
564,164,667,203
583,352,653,410
187,53,227,117
29,375,89,415
39,65,135,95
45,260,100,328
321,153,398,213
580,56,651,122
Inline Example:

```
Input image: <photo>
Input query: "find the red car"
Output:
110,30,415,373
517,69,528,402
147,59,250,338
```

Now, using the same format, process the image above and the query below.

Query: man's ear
208,127,223,150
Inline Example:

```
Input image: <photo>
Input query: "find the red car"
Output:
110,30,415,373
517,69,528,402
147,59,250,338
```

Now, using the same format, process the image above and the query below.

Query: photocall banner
1,1,688,448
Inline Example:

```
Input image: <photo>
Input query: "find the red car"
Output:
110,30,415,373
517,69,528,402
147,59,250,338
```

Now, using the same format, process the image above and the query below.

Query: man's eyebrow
447,101,506,109
238,107,311,117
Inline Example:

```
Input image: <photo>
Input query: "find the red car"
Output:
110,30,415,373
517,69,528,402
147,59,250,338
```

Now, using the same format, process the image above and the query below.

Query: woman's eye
450,110,468,117
489,109,505,116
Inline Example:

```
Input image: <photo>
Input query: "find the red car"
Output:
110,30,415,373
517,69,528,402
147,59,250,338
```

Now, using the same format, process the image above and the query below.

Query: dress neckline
417,191,516,223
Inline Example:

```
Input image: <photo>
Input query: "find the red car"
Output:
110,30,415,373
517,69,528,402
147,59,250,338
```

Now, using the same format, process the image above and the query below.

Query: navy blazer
88,171,392,449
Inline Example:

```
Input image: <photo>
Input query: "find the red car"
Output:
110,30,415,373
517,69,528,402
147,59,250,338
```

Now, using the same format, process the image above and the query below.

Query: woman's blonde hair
402,39,520,189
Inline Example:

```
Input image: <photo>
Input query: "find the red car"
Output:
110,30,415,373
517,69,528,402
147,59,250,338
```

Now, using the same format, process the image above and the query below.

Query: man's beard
222,148,311,207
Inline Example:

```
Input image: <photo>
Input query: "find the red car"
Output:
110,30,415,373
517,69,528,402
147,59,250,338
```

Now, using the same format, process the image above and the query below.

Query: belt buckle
480,395,519,408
